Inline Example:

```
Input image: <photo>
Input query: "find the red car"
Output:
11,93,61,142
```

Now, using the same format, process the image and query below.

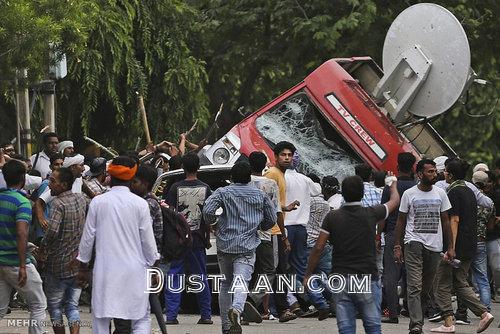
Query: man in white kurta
77,158,160,334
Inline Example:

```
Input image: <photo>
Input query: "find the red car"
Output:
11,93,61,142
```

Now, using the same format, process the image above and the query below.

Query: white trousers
0,264,47,334
92,313,151,334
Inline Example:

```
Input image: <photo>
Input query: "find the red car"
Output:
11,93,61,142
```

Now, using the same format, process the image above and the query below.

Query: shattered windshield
255,92,361,181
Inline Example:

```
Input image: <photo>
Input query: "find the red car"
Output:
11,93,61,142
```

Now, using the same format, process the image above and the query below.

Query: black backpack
161,206,192,261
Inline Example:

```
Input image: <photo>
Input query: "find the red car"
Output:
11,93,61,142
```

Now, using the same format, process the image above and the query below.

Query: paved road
2,301,499,334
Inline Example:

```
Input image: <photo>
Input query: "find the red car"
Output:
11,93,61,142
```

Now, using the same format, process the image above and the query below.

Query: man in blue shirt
203,162,277,334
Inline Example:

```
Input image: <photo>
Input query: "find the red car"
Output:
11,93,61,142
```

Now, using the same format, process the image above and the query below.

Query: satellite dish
374,3,471,121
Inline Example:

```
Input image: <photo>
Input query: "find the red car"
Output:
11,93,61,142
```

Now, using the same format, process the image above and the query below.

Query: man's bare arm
441,211,455,260
393,212,407,263
394,212,407,247
16,221,29,287
303,231,329,284
34,199,48,230
446,212,457,250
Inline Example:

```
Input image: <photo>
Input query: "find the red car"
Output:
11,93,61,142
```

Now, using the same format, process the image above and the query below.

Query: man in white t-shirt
30,132,59,179
394,159,454,334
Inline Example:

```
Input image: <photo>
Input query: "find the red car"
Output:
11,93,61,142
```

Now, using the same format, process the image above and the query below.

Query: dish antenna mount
373,3,474,123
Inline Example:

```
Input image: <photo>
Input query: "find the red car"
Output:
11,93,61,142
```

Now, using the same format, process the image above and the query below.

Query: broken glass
255,92,361,181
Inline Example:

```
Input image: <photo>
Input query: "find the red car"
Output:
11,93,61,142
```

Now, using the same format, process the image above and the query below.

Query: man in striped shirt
203,162,277,334
0,160,47,334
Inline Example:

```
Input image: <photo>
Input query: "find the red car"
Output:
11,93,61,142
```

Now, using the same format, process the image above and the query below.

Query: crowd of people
0,133,499,334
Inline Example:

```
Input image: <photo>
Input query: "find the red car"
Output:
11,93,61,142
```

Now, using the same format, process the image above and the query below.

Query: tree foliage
0,0,96,84
57,0,209,148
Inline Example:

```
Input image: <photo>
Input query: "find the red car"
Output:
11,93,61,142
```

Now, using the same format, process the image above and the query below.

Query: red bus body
204,57,454,177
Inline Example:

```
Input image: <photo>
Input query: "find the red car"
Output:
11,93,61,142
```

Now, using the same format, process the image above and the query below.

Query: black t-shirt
321,204,387,280
448,185,477,260
166,179,212,249
381,176,417,233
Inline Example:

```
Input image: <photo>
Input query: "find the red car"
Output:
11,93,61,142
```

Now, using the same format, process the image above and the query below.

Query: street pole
42,81,56,132
14,79,21,155
15,70,32,157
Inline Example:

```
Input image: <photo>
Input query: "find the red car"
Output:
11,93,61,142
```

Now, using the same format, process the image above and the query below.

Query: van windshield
255,91,362,181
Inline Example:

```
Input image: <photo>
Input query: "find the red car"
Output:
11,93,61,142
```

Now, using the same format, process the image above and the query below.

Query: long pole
42,81,56,132
137,93,152,144
16,70,32,157
14,78,21,155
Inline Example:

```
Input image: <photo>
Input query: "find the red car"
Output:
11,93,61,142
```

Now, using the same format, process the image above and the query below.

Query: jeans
0,264,47,334
486,239,500,295
285,225,308,278
165,248,211,320
217,251,256,331
435,259,487,317
333,279,381,334
404,241,440,330
285,225,308,306
471,241,491,310
303,244,333,310
44,273,82,326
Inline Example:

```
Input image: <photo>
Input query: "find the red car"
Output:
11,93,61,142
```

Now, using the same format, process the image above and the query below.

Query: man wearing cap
76,156,160,333
433,156,448,182
470,171,495,312
473,163,489,174
473,171,500,311
84,157,108,196
58,141,75,158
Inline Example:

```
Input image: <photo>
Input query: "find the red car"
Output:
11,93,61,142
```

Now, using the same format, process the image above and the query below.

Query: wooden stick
184,119,198,137
137,92,152,144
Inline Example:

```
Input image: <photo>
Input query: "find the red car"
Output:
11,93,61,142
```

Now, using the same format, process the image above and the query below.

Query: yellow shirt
264,166,286,235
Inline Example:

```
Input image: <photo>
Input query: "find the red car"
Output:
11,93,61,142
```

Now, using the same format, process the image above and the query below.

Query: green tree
56,0,210,149
0,0,96,143
0,0,96,84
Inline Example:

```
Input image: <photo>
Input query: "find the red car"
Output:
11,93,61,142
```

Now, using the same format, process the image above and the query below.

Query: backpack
161,206,192,261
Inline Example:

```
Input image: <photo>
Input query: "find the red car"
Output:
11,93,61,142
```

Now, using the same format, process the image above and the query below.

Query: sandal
279,309,298,323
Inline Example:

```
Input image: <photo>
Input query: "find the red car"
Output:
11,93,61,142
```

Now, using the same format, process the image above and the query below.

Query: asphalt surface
2,301,499,334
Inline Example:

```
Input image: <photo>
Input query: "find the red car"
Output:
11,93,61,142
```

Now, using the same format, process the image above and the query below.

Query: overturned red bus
202,57,455,180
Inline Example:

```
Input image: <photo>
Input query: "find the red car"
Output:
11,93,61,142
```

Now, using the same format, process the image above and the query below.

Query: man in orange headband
107,162,138,181
76,156,160,334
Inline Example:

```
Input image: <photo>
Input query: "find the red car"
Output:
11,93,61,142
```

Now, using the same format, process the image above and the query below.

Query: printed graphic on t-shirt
412,199,441,234
177,186,207,231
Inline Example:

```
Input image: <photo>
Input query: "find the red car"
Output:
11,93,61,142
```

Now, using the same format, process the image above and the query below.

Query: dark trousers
404,241,440,330
435,259,487,317
383,231,407,318
248,238,292,313
248,240,275,308
112,318,131,334
272,236,291,313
